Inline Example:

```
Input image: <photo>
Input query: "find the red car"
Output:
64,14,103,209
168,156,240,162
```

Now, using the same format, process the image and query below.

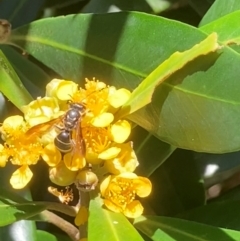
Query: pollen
107,178,136,208
84,127,111,154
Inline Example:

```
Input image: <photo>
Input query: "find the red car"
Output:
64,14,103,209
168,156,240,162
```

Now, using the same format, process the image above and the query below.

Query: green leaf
88,197,144,241
8,12,240,153
0,50,33,109
0,188,46,226
177,200,240,231
36,230,72,241
0,220,37,241
0,45,51,97
0,167,38,241
134,215,240,241
8,12,209,86
200,10,240,46
132,125,176,177
116,33,219,119
200,0,240,27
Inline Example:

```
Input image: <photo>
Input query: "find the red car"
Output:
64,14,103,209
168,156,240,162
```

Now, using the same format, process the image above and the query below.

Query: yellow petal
85,151,102,165
41,143,61,167
100,175,112,196
103,199,122,214
133,176,152,197
10,165,33,189
75,206,89,226
108,88,131,108
64,152,86,171
91,113,114,127
56,81,78,101
49,162,78,186
46,78,64,97
2,115,24,129
27,116,51,128
98,147,121,160
104,143,138,174
117,172,138,179
124,200,144,218
0,144,7,167
110,120,131,143
22,97,60,126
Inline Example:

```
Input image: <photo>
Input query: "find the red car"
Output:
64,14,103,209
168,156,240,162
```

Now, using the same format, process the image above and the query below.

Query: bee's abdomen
54,131,72,153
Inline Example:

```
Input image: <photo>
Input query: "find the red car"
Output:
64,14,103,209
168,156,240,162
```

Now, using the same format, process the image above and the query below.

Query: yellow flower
41,143,61,167
22,97,63,127
0,78,136,192
100,172,152,218
10,165,33,189
109,120,131,143
0,116,43,188
108,88,131,109
46,78,78,102
49,162,78,186
75,206,89,226
104,142,139,174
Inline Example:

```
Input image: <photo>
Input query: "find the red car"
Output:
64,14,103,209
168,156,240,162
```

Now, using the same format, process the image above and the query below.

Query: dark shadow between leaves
147,149,205,217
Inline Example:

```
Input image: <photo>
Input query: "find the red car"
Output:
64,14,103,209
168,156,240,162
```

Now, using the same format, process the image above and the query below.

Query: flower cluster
0,78,152,218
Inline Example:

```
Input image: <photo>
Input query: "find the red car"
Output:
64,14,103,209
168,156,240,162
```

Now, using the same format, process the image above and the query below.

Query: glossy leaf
8,12,210,87
134,215,240,241
0,45,50,97
8,12,240,153
0,220,37,241
36,230,71,241
200,0,240,27
117,33,219,118
0,188,46,226
177,200,240,231
88,196,144,241
0,50,33,109
0,166,38,241
200,10,240,45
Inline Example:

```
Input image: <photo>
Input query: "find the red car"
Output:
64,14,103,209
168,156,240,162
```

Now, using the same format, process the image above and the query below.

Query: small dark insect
26,101,87,163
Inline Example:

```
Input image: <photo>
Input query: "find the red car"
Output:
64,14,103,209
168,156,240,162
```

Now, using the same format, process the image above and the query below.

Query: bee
26,101,87,159
54,102,86,154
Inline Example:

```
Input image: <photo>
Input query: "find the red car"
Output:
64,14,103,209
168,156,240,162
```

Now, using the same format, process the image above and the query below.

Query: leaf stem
42,210,79,241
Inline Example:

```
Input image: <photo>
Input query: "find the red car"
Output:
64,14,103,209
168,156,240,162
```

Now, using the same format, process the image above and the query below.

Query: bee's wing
25,116,63,137
73,119,86,156
64,119,86,170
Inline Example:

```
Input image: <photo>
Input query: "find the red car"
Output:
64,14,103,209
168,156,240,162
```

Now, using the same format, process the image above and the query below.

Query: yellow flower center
8,139,42,166
84,127,111,154
107,178,136,209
